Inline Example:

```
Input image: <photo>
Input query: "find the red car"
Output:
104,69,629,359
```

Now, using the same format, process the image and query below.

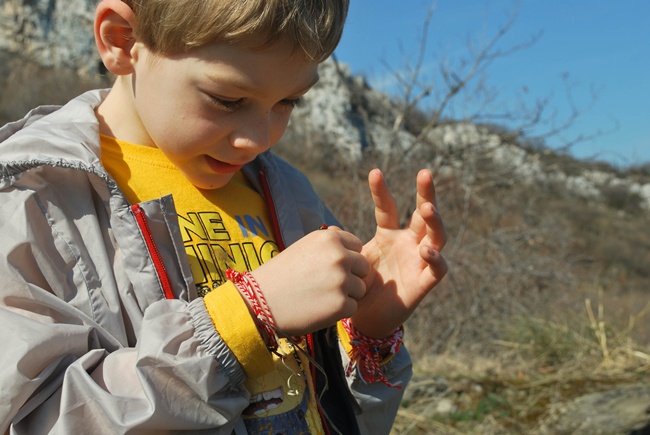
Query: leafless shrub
622,162,650,183
600,183,643,213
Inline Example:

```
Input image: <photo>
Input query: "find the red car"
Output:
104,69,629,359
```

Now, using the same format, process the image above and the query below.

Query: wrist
349,314,402,340
227,269,304,349
202,281,274,378
227,269,279,350
232,278,274,346
340,318,404,388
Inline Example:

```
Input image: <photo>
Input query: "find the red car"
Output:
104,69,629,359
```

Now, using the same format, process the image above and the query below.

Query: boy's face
120,41,319,189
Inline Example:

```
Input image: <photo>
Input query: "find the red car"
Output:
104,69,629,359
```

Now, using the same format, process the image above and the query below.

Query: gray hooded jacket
0,90,411,434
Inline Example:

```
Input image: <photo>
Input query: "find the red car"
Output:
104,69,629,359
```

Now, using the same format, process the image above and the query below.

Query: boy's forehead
203,71,319,94
188,42,320,94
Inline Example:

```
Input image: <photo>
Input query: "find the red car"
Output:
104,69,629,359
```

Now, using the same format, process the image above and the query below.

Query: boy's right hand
250,229,369,337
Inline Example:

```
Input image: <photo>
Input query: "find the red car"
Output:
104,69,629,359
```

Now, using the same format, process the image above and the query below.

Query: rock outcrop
290,59,410,160
550,386,650,435
426,122,650,210
0,0,99,76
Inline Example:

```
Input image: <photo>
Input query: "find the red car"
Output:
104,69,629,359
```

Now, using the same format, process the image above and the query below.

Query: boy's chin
184,172,238,190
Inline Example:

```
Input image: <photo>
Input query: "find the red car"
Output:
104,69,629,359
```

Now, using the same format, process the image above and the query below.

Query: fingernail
427,247,436,256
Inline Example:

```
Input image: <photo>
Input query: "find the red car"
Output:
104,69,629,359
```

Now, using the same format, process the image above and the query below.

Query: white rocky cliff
1,0,99,75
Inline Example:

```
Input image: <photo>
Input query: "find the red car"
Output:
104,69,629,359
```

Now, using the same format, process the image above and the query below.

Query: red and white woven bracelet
341,318,404,389
226,269,280,349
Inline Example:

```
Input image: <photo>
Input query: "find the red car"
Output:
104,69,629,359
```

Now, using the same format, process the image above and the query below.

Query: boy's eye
279,97,304,109
207,94,304,111
208,95,244,112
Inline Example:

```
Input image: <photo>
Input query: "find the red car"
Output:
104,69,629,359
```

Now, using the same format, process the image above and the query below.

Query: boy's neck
95,75,156,148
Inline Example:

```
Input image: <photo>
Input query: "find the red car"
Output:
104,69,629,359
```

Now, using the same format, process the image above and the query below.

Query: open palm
351,169,448,338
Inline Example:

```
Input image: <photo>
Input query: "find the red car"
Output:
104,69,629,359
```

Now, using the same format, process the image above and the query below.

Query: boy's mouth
205,155,245,174
243,386,284,416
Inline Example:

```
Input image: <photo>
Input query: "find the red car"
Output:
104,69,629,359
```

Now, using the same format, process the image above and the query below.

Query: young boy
0,0,447,433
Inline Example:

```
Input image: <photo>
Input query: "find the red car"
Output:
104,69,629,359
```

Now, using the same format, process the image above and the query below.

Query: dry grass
390,293,650,434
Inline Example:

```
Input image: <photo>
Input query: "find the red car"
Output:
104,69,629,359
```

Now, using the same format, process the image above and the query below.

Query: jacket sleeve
344,343,412,435
0,285,251,434
0,183,255,434
336,326,412,435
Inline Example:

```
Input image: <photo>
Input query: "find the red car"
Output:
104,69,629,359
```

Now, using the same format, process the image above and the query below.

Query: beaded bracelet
341,318,404,389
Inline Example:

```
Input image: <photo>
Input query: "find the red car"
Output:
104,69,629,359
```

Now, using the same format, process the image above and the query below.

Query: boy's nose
230,114,274,153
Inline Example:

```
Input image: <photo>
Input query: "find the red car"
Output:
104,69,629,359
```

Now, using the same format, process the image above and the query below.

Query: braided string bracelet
226,269,305,350
341,317,404,389
226,269,280,350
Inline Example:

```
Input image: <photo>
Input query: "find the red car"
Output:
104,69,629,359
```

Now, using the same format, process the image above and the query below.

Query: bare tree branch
389,1,438,135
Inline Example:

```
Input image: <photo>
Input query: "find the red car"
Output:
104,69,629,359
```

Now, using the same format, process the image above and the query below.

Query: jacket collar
0,89,111,187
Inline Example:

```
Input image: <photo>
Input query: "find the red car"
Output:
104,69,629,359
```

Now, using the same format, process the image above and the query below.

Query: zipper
131,204,175,300
258,168,287,252
308,333,334,435
259,168,333,433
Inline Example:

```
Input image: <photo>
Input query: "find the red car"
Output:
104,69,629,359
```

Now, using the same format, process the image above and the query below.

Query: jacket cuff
188,297,246,387
203,281,275,379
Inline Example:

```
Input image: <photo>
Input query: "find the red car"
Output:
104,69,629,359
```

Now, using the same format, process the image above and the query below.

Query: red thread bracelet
226,269,304,350
226,269,279,349
341,318,404,389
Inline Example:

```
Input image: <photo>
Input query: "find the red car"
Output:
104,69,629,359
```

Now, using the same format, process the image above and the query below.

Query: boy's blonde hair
122,0,348,61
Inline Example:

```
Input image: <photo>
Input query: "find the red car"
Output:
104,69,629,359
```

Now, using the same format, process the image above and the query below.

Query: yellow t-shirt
101,135,325,434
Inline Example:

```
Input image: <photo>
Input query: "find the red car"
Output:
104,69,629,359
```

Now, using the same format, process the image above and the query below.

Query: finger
329,230,364,253
346,275,367,301
340,297,358,320
368,168,400,230
327,225,343,231
419,246,448,289
419,201,447,251
416,169,437,210
408,202,446,250
348,251,371,278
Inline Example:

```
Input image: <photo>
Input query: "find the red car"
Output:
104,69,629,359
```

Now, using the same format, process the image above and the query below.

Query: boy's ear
94,0,138,75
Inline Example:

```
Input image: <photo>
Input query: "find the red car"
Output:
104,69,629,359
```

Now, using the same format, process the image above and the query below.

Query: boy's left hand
350,168,448,338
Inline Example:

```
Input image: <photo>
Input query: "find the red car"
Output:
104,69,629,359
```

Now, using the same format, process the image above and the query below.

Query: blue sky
334,0,650,167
